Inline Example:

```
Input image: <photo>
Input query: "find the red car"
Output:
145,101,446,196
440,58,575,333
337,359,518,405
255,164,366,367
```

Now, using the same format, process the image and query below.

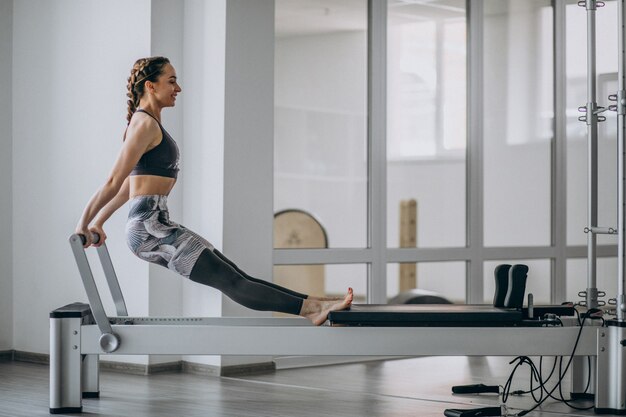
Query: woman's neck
137,102,162,122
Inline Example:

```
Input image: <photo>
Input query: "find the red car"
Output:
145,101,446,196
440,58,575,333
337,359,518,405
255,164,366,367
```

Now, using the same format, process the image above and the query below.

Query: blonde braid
125,57,170,125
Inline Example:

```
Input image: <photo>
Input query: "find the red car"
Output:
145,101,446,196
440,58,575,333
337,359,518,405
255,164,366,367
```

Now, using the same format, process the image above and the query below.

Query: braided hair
126,56,171,124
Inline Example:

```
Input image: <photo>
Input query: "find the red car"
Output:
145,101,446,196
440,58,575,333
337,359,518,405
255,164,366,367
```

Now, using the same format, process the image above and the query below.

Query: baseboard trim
6,350,275,377
13,350,49,365
183,361,276,377
99,360,183,376
274,355,406,370
0,350,13,362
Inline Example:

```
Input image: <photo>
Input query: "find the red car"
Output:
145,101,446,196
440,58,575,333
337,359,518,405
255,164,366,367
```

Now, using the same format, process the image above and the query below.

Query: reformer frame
49,234,624,414
51,1,626,414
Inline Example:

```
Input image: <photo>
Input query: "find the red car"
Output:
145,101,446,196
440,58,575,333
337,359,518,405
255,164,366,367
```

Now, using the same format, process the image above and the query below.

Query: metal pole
617,0,626,320
367,0,387,304
586,0,600,309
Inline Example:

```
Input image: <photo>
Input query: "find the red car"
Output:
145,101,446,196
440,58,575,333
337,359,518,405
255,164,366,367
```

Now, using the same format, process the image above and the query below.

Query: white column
221,0,275,368
180,0,227,368
147,0,185,367
0,0,13,351
222,0,275,315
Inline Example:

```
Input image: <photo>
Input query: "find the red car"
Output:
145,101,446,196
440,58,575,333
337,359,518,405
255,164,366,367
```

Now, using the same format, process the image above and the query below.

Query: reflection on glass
387,0,467,249
387,262,466,303
274,1,368,248
484,260,551,304
566,258,618,304
483,0,553,247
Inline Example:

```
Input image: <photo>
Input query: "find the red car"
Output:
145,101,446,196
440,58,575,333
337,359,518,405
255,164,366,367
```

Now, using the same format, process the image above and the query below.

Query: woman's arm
86,177,131,246
75,116,160,246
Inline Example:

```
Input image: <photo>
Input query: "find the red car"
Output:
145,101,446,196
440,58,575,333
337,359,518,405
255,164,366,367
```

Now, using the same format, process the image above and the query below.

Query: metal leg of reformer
50,303,93,414
595,323,626,414
81,354,99,399
571,355,596,400
49,316,83,414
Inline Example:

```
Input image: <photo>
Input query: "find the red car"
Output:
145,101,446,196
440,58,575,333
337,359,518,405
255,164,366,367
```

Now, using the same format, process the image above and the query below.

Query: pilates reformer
50,234,619,415
50,0,626,415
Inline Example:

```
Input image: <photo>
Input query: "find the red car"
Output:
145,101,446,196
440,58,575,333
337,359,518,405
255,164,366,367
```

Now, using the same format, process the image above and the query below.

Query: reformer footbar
68,233,127,353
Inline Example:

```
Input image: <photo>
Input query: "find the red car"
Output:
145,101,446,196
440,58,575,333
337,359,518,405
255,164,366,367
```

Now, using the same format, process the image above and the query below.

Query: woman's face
148,63,181,107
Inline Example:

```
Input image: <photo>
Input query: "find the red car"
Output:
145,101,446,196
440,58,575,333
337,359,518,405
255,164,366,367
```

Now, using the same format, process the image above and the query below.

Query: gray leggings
126,195,305,315
190,249,305,315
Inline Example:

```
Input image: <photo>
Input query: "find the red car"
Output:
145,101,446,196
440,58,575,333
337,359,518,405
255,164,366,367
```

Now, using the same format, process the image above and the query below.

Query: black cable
584,355,591,394
557,356,594,411
501,321,563,405
516,309,600,416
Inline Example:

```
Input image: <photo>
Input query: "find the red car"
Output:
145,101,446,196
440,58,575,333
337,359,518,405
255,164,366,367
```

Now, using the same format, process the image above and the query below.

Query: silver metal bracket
584,226,617,235
578,102,607,123
578,0,605,10
579,288,607,307
608,91,626,114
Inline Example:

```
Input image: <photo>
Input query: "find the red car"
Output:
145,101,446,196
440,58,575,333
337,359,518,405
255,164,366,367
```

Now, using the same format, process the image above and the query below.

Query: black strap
443,407,502,417
136,108,161,125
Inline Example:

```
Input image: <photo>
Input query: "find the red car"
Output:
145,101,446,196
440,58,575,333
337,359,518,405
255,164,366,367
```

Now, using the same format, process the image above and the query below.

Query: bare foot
300,288,353,326
307,295,345,302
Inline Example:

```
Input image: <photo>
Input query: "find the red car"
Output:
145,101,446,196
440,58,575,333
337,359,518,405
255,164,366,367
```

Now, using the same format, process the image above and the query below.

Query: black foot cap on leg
50,406,82,414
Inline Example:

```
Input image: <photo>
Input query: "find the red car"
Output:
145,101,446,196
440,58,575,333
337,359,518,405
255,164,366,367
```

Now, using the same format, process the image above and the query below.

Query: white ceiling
275,0,466,38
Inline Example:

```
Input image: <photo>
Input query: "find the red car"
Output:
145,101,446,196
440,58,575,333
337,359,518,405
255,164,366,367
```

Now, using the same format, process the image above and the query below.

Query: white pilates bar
78,320,598,357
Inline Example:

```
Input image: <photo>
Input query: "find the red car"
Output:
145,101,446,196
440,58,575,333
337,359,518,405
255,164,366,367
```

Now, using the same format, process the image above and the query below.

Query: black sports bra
130,109,180,179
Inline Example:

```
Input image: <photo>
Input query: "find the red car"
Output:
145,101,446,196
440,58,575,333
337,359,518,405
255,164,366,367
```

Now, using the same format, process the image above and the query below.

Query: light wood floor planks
0,356,620,417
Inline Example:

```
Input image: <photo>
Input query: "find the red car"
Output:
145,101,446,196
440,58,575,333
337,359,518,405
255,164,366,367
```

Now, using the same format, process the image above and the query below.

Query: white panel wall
0,0,13,351
12,0,152,357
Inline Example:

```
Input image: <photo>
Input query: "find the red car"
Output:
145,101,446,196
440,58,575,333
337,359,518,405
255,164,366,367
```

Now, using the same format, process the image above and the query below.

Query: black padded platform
49,302,92,319
328,304,525,327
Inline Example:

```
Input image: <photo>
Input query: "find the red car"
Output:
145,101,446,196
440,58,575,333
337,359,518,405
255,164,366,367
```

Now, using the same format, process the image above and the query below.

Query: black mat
328,304,524,327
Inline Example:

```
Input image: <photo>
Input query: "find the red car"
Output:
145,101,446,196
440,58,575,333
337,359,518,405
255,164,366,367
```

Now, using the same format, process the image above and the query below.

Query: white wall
7,0,276,370
12,0,152,356
0,0,13,351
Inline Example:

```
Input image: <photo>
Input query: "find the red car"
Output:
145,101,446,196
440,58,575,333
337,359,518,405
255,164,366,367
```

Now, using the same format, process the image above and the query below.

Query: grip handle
78,232,100,245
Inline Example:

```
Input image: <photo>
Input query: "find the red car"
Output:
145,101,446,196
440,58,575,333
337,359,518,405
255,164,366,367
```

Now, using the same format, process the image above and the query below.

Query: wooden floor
0,356,621,417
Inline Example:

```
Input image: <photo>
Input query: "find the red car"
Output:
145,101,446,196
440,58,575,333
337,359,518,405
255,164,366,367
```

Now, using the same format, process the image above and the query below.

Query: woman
75,56,353,325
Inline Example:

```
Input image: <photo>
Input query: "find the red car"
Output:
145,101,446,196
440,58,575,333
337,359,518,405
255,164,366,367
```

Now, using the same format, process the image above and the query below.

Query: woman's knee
189,249,240,285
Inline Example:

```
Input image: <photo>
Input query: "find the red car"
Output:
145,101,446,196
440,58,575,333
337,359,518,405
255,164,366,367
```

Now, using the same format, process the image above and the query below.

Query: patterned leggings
126,195,305,315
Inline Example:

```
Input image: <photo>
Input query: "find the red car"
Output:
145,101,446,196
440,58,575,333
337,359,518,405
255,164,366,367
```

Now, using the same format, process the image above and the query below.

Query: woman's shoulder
126,112,162,145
